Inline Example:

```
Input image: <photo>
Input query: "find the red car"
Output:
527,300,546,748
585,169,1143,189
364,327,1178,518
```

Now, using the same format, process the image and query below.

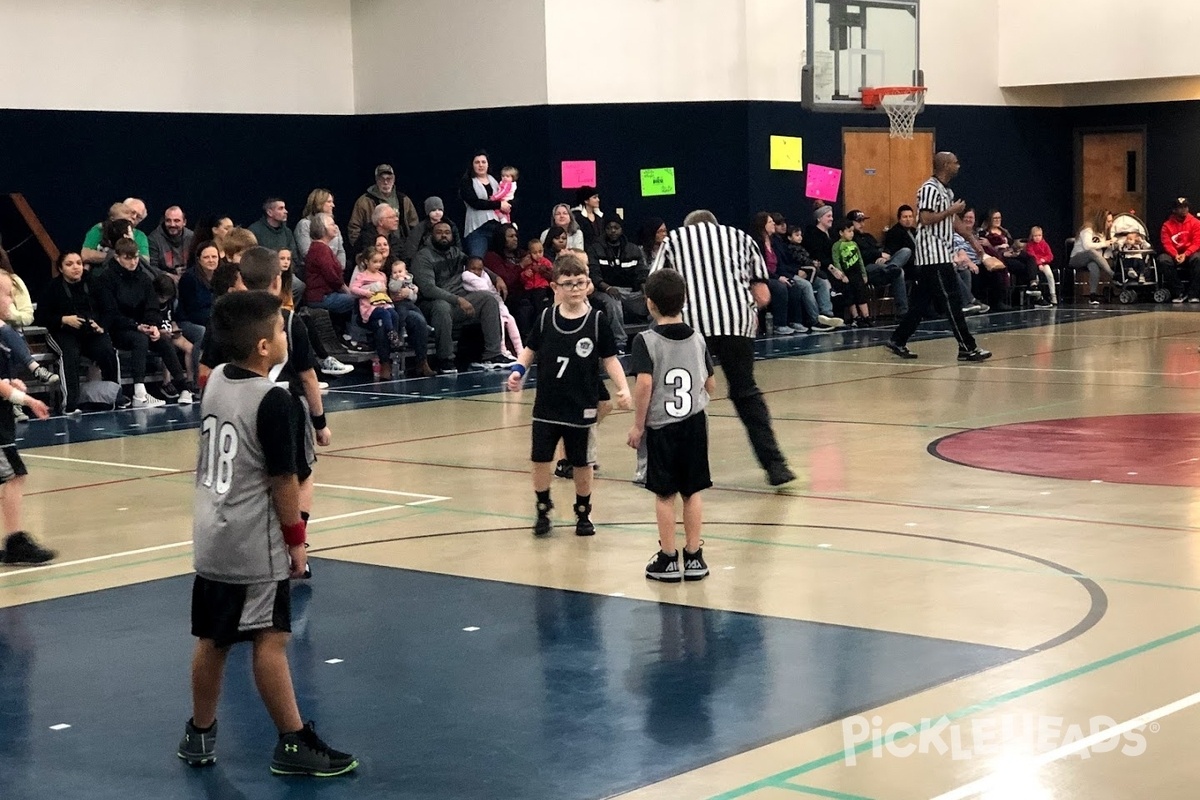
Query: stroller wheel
1118,289,1138,305
1153,288,1172,304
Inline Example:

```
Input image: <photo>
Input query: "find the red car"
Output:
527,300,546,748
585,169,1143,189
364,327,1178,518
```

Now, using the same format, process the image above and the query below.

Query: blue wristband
511,363,527,378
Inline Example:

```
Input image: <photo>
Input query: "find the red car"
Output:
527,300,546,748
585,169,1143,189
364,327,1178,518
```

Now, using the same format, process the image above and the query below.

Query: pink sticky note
561,160,597,189
805,164,842,201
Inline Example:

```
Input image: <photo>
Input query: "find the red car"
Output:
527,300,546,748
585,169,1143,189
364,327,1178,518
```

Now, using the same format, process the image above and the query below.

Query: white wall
544,0,748,104
999,0,1200,88
352,0,547,112
0,0,355,114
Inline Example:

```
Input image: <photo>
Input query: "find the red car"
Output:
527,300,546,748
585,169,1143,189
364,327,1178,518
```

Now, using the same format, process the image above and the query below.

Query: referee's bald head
684,210,718,226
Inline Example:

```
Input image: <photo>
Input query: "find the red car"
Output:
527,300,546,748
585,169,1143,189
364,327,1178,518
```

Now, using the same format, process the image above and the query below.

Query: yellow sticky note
770,135,804,171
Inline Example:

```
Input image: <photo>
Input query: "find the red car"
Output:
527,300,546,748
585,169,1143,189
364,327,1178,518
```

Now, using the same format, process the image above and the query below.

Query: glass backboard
802,0,921,111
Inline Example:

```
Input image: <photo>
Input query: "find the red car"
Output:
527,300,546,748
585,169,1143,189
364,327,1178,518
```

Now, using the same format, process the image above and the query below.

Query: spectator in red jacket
1158,197,1200,302
1024,226,1057,306
303,213,355,315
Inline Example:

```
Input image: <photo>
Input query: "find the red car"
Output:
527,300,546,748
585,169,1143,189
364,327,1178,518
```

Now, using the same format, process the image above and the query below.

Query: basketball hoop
861,86,927,140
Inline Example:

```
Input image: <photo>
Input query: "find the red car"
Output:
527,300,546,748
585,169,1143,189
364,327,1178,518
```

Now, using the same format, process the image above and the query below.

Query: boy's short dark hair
896,204,914,216
787,224,804,237
837,219,856,234
210,291,281,362
113,238,139,258
552,252,588,281
153,272,176,300
211,262,242,297
465,255,484,268
643,269,686,317
238,246,282,291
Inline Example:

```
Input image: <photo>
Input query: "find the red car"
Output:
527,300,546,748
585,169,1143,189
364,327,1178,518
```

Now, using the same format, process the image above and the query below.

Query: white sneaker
320,357,354,376
774,325,796,335
318,381,330,391
132,393,165,408
817,314,845,328
177,390,194,405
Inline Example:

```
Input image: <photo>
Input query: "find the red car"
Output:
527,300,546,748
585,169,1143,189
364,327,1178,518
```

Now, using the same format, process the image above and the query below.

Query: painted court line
312,482,449,502
707,622,1200,799
0,490,450,581
928,689,1200,800
22,454,178,472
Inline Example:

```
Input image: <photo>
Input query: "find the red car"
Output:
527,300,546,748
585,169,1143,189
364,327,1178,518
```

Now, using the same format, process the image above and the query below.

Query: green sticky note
770,135,804,171
640,167,676,197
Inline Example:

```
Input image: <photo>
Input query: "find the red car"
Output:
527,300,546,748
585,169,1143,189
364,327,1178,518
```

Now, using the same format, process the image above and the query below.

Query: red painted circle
933,414,1200,487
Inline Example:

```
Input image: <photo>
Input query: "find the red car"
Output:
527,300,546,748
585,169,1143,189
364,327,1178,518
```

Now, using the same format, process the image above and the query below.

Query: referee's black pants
705,335,787,472
891,262,977,352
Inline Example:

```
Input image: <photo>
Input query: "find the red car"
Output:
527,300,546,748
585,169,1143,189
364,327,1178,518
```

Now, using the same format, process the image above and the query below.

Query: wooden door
1078,130,1145,227
843,130,934,238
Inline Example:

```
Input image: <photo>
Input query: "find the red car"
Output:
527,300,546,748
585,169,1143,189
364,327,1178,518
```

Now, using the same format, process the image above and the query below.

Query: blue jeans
313,292,356,316
463,221,500,259
366,306,399,360
867,257,909,315
0,325,33,372
394,300,428,361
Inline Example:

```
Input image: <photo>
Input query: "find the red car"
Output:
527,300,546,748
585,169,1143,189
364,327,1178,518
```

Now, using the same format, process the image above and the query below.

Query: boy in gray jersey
627,270,715,582
178,291,357,777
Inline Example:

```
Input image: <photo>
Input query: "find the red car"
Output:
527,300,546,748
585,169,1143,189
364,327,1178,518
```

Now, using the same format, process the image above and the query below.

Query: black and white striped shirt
649,222,768,338
914,176,955,265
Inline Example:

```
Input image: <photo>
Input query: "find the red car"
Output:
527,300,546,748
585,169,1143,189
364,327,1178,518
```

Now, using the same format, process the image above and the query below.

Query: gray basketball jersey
641,329,711,430
193,364,288,583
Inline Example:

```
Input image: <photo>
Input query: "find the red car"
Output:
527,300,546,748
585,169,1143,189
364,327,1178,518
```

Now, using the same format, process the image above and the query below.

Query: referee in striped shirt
649,210,796,487
886,151,992,362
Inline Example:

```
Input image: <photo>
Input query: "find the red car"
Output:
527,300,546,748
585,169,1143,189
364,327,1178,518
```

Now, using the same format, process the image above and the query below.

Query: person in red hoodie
1157,197,1200,302
1024,226,1057,306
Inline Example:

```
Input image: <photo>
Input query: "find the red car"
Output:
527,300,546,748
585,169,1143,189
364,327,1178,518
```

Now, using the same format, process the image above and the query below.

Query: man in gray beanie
406,196,462,257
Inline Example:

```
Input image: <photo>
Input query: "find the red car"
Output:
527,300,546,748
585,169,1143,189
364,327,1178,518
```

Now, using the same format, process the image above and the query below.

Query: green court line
706,622,1200,800
775,782,878,800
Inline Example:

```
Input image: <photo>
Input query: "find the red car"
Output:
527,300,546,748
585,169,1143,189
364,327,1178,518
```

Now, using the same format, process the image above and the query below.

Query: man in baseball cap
848,209,910,315
348,164,418,244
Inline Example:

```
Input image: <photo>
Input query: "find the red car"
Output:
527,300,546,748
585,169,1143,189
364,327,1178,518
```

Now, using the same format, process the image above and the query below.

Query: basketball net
862,87,926,140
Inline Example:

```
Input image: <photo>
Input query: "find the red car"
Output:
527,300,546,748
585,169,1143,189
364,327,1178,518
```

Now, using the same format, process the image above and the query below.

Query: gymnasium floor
2,306,1198,800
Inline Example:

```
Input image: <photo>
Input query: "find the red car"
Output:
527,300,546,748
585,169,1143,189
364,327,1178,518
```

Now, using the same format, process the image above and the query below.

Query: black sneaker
30,366,60,385
958,348,993,362
386,330,403,350
885,341,918,359
554,459,574,479
645,549,681,582
533,501,554,536
766,464,797,488
682,546,709,581
1,532,56,565
270,721,358,777
160,381,181,399
574,503,595,537
177,718,217,767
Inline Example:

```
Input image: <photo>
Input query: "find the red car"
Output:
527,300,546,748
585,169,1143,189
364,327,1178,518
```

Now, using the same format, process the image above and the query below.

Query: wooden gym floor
2,306,1199,800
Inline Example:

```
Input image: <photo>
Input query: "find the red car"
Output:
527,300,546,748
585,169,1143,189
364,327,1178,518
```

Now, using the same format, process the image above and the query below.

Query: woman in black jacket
36,252,123,414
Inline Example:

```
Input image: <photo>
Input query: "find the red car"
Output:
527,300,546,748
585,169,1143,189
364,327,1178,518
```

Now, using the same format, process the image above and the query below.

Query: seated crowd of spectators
10,151,1197,418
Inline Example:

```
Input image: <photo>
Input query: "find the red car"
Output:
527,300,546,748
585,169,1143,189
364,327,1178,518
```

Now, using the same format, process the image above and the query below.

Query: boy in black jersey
506,253,631,536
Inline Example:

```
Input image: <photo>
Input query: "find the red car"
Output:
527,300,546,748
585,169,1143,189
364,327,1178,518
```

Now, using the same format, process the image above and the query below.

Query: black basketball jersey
526,305,618,427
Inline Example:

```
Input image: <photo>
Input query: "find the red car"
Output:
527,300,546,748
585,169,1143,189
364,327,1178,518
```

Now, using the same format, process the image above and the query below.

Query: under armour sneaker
957,348,993,362
645,549,681,582
270,721,358,777
177,718,217,767
0,532,56,565
574,503,595,537
682,545,709,581
533,501,554,537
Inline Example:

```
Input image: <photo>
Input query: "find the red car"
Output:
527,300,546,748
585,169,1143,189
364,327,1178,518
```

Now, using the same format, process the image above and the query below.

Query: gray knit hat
814,204,833,220
424,196,444,215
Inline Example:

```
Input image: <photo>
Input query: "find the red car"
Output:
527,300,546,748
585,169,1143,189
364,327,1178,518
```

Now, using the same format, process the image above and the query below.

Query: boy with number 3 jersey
626,269,715,582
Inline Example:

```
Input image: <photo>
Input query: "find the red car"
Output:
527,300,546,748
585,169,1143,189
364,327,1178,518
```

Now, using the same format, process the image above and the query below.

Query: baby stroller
1110,213,1169,304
